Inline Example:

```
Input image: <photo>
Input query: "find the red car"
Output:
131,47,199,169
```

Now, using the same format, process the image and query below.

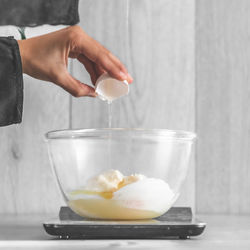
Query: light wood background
1,0,249,215
0,0,195,214
196,0,250,214
71,0,195,209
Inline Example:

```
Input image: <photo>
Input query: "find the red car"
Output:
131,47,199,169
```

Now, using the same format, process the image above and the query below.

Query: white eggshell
95,73,129,102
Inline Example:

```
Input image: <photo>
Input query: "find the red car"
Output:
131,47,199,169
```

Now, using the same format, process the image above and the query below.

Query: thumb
55,72,97,98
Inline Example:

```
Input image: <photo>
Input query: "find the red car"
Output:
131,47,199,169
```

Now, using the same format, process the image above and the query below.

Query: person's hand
17,26,133,97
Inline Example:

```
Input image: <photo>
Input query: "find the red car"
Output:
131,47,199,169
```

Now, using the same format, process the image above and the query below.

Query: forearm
16,26,132,98
17,39,27,74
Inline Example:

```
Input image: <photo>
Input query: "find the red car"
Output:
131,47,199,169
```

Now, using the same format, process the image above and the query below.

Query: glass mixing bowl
45,128,196,220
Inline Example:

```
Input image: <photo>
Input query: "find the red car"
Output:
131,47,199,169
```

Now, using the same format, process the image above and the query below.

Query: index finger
96,51,133,83
69,27,133,83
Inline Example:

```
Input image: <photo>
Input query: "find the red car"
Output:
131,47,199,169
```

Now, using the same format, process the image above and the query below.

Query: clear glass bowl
45,128,196,220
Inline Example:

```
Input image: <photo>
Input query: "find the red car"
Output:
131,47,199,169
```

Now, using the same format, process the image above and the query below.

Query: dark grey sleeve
0,37,23,126
0,0,79,126
0,0,79,27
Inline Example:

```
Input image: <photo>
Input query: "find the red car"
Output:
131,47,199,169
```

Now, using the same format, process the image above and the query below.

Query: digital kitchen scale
43,207,206,239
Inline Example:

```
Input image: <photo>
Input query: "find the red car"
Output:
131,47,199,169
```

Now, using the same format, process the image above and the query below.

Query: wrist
17,40,28,74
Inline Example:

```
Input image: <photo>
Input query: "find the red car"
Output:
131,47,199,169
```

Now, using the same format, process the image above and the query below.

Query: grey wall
0,0,249,215
196,0,250,214
0,0,195,214
71,0,195,210
0,26,69,213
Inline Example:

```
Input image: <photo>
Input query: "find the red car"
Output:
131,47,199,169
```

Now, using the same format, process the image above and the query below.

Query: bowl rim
45,128,197,141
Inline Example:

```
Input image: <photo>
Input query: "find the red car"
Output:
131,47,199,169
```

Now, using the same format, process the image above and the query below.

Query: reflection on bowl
45,128,196,220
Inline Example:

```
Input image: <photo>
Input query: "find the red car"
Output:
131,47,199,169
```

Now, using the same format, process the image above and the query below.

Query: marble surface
0,214,249,249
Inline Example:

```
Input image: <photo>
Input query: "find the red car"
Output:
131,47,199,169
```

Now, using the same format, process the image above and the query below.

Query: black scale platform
43,206,206,239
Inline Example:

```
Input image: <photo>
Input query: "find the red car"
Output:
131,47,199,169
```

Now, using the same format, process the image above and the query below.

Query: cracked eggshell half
95,73,129,102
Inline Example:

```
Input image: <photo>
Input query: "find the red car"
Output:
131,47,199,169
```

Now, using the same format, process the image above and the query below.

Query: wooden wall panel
0,27,69,214
71,0,196,209
0,0,196,214
196,0,250,214
1,0,249,215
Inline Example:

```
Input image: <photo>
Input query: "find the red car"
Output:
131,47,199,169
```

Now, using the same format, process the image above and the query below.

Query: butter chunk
86,169,124,192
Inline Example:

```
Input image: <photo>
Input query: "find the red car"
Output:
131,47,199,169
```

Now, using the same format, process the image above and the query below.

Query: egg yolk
70,179,127,199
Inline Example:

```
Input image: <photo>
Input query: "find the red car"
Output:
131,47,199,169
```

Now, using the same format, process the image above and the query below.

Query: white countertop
0,214,249,249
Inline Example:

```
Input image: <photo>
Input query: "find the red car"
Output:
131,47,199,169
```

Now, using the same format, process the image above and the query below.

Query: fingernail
127,73,133,83
87,91,97,98
119,71,127,80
